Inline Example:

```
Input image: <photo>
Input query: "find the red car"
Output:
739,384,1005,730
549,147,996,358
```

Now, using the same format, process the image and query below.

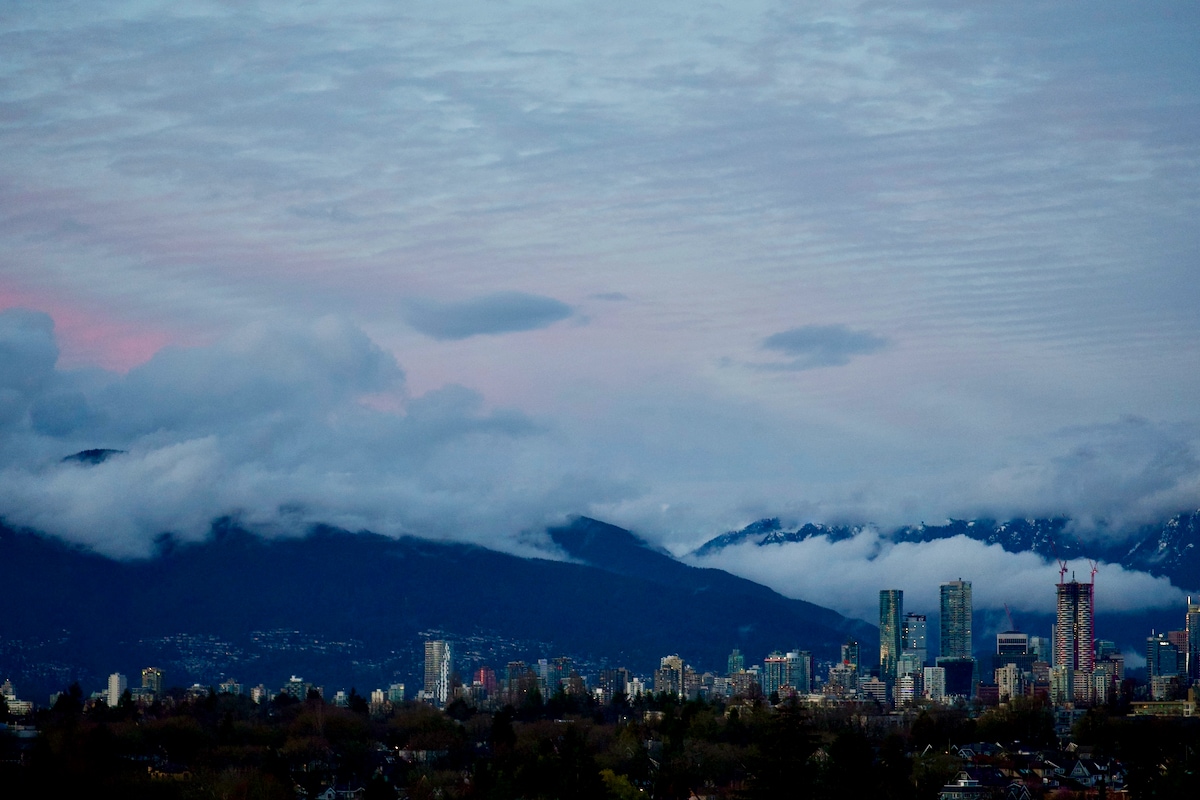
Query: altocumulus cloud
403,292,573,340
0,308,630,558
760,324,889,370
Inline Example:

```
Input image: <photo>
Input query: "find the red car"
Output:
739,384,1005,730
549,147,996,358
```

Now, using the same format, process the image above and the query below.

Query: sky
2,1,1198,622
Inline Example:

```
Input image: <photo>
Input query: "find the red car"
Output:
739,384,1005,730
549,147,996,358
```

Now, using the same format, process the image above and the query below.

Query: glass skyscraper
940,579,973,659
879,589,903,683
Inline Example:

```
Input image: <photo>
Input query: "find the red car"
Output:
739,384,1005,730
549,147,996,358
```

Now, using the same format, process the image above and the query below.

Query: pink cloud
0,286,175,372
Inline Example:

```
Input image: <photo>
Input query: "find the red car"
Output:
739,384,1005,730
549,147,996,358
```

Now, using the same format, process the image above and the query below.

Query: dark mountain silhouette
0,516,873,701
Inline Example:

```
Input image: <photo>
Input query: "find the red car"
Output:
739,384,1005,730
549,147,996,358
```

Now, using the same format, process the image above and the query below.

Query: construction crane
1069,533,1100,585
1049,538,1068,584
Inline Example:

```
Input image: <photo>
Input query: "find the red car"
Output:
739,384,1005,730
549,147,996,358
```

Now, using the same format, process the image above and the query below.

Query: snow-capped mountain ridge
694,510,1200,589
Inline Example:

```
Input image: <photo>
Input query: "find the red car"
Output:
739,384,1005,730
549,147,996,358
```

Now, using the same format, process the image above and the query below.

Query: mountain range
0,515,874,702
693,512,1200,590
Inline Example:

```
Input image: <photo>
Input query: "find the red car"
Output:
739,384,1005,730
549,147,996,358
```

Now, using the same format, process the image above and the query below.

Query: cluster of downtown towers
878,576,1132,707
878,580,979,703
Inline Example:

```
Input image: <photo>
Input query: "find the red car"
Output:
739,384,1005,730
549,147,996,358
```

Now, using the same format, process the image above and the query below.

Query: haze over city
2,1,1198,627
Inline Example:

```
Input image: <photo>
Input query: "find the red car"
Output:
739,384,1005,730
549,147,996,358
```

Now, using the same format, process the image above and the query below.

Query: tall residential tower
423,639,453,706
939,580,973,660
1054,579,1094,673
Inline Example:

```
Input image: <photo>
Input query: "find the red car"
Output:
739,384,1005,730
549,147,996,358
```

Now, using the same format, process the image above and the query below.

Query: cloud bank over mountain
0,309,627,558
687,530,1188,624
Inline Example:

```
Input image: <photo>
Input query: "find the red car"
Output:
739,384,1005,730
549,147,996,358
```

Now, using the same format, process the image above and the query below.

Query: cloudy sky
2,2,1198,619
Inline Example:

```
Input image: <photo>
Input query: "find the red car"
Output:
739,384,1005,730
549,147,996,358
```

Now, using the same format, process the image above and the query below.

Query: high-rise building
895,672,921,708
923,666,946,703
995,663,1023,702
728,649,745,676
761,652,788,698
423,639,453,706
1054,579,1095,673
548,656,573,695
655,655,684,698
1048,665,1073,705
1147,633,1183,678
940,580,972,660
107,673,127,707
992,630,1036,678
879,590,904,683
902,613,928,667
598,668,632,702
1029,635,1051,664
1187,597,1200,681
841,639,860,673
786,650,814,694
141,667,163,697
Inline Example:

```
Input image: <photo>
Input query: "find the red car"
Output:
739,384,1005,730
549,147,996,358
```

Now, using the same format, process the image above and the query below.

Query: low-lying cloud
688,529,1187,623
760,324,889,370
403,292,573,340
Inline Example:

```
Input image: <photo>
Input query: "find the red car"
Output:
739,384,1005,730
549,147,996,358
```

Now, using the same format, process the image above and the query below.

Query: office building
992,630,1036,678
141,667,163,697
548,656,573,695
1055,579,1095,673
423,639,453,706
786,650,814,694
902,612,928,667
1147,633,1183,679
940,580,972,660
879,589,904,683
841,639,860,672
728,648,745,676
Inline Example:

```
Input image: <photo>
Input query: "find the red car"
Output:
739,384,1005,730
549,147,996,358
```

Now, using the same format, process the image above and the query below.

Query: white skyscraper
107,672,127,707
423,640,453,706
